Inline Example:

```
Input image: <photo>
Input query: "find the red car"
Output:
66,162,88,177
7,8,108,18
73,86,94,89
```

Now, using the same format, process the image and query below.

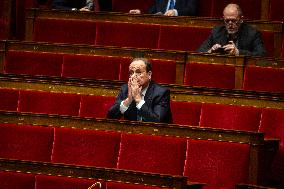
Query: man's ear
148,71,152,80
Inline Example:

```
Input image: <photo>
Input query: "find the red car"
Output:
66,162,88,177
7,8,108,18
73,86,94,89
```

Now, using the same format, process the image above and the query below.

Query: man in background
129,0,198,16
198,3,266,56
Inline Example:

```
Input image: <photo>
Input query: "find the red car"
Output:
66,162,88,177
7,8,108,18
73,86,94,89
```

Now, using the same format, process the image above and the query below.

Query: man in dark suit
107,58,172,123
198,3,266,56
52,0,93,11
129,0,198,16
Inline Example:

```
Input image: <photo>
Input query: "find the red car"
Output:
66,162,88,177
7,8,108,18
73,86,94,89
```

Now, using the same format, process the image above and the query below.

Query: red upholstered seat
5,51,63,76
184,139,250,189
51,128,121,167
62,54,127,80
210,0,261,20
106,182,166,189
243,66,284,93
79,95,116,118
119,59,176,84
200,103,262,131
281,36,284,58
184,62,236,89
259,108,284,187
95,22,160,49
0,124,54,162
261,31,275,57
158,26,211,51
33,18,96,44
18,90,81,116
0,171,35,189
117,133,187,175
268,0,284,21
112,0,154,13
0,18,9,40
35,175,105,189
170,101,201,126
0,88,19,111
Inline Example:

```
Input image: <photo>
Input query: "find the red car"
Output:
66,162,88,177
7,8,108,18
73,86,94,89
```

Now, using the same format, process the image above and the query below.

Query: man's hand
164,9,175,16
208,44,222,53
79,7,91,11
130,78,142,103
129,9,141,14
223,41,239,55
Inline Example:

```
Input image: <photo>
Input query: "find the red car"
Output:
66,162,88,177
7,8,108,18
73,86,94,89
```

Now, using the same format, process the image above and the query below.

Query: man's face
128,60,151,89
223,7,242,34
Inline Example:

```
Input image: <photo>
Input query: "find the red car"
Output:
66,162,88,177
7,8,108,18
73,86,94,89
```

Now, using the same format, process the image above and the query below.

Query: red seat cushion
5,51,63,76
0,124,54,162
52,128,121,168
170,101,201,126
79,95,116,118
0,88,19,111
184,139,250,189
33,18,96,44
18,90,81,116
117,133,187,175
200,103,262,131
95,22,160,49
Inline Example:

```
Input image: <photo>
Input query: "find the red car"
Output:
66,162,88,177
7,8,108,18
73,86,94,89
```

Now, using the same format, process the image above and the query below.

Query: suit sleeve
107,86,126,120
197,31,214,53
176,0,198,16
139,88,171,123
51,0,72,10
239,31,266,56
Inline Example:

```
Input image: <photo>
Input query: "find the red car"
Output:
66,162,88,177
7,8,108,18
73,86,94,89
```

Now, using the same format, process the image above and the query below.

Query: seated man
197,3,266,56
107,58,172,123
129,0,198,16
52,0,93,11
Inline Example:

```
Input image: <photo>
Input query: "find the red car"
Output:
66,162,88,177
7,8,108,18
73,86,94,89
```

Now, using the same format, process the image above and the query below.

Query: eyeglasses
128,70,146,77
224,18,241,25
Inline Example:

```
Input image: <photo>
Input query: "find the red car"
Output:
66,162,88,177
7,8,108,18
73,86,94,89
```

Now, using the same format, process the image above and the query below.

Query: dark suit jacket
197,23,266,56
107,81,172,123
149,0,198,16
52,0,89,10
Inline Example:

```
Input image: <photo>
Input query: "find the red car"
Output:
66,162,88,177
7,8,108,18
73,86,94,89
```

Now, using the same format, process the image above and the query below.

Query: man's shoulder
150,82,170,94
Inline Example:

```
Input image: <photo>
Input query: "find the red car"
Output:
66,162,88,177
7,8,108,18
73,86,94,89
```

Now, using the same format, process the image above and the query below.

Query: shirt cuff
120,100,129,114
136,100,145,110
173,9,178,16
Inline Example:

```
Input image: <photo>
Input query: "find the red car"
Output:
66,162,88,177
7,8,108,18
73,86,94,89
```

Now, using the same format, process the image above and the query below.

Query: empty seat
117,133,187,175
5,51,63,76
0,88,19,111
0,123,54,162
268,0,284,21
261,31,275,57
158,26,211,51
79,95,116,118
62,54,126,80
52,127,121,167
18,90,81,116
184,62,236,89
112,0,154,13
184,139,250,189
200,103,262,131
33,18,97,44
119,58,177,84
35,175,105,189
95,22,160,49
0,171,35,189
243,66,284,93
170,101,201,126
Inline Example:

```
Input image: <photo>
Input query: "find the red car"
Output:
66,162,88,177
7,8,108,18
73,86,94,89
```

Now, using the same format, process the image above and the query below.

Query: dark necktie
169,0,175,10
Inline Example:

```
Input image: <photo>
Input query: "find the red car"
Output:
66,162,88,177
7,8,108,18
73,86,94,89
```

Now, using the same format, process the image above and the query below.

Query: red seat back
33,18,96,44
170,101,201,126
200,103,262,131
0,88,19,111
268,0,284,21
79,95,116,118
184,139,250,189
184,62,236,89
52,128,121,167
0,171,35,189
5,51,63,76
95,22,160,49
243,66,284,93
117,133,187,175
18,90,81,116
0,123,54,162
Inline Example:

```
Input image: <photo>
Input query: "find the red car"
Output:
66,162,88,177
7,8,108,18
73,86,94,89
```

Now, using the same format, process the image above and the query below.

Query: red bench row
4,51,284,92
0,122,253,189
